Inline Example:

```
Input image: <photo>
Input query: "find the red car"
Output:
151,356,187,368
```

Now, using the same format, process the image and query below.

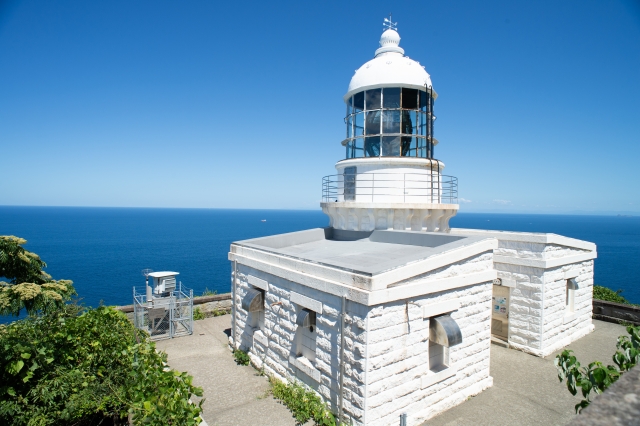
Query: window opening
365,111,380,135
402,88,418,109
344,88,435,159
566,279,577,314
383,87,400,108
365,137,381,157
428,314,462,373
296,309,317,363
365,89,381,110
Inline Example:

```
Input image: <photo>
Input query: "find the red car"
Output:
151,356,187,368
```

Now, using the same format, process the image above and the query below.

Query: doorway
491,284,510,342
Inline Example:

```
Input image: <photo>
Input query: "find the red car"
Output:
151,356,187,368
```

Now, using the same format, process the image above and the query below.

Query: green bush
269,376,336,426
593,285,631,305
233,349,250,366
0,305,204,425
193,307,206,320
555,325,640,413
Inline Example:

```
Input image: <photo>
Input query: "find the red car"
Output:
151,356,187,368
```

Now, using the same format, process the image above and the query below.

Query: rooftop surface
233,228,490,276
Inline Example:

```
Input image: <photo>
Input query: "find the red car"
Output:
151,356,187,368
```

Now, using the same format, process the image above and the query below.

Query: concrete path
156,316,627,426
154,315,295,426
428,320,627,426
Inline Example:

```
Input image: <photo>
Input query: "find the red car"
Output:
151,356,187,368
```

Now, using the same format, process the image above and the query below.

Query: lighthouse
322,19,458,233
228,18,597,426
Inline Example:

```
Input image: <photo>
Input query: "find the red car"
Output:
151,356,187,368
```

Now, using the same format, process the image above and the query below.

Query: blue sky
1,0,639,213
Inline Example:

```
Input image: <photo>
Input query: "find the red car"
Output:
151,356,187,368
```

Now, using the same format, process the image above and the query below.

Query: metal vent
241,288,263,312
162,277,176,292
429,314,462,347
296,309,316,329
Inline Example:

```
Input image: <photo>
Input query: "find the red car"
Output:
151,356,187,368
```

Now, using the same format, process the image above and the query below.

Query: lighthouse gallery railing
322,172,458,204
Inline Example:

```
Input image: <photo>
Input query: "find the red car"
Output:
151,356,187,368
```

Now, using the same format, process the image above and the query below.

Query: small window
241,287,265,331
365,111,381,135
402,88,418,109
383,88,400,108
365,137,381,157
417,137,427,158
353,92,365,112
429,340,449,373
401,110,415,135
418,112,428,136
381,136,400,156
296,309,317,362
354,113,364,137
403,136,417,157
382,110,401,134
365,89,381,110
566,279,577,313
419,90,428,112
428,314,462,373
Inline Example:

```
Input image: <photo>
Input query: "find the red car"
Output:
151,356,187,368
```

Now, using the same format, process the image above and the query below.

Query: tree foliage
592,285,633,305
555,325,640,413
0,305,204,425
0,236,76,316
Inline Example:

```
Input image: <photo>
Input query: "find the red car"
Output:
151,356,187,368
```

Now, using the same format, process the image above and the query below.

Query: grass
269,376,337,426
192,306,228,321
201,288,217,296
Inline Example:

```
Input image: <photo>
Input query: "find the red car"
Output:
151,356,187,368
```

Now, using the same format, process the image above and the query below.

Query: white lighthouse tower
322,19,458,233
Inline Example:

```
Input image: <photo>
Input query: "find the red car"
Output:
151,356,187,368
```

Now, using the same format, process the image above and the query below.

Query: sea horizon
1,206,639,317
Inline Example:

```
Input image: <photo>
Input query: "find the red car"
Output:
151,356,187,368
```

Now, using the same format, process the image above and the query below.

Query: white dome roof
344,29,435,101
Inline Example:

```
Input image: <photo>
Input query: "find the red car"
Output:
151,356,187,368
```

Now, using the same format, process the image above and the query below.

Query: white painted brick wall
232,253,495,426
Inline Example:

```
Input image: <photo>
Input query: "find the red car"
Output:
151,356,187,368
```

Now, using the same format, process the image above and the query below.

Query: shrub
269,376,336,426
555,325,640,413
0,306,203,425
233,349,250,366
593,285,631,305
193,307,206,320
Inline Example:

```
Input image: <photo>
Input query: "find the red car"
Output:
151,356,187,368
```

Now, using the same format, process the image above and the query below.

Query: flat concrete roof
233,228,491,276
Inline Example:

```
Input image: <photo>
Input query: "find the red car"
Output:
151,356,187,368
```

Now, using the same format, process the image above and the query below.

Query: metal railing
133,282,193,341
322,172,458,204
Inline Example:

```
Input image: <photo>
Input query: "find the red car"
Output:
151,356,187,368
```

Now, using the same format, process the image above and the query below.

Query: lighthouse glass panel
344,87,434,159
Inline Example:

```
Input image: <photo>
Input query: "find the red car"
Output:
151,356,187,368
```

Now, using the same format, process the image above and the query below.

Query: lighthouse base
321,202,459,232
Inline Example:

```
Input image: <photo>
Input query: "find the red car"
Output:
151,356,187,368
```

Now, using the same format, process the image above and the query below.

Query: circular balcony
322,172,458,205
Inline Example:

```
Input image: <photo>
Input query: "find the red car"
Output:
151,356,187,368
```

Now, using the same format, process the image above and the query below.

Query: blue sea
1,207,639,313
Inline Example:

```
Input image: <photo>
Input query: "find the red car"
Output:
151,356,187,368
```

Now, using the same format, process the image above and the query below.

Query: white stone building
228,20,597,426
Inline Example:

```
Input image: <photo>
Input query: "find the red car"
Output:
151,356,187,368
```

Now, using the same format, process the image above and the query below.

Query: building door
491,284,510,340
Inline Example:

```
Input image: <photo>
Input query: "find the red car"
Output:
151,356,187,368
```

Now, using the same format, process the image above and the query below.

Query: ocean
1,207,638,312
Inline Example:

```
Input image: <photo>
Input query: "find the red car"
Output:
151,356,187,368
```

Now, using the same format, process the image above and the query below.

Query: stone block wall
233,264,368,424
540,260,594,356
364,281,493,426
232,251,494,425
494,262,546,353
492,239,594,357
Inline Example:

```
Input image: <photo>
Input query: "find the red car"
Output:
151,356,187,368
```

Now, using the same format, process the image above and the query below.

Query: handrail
321,172,458,204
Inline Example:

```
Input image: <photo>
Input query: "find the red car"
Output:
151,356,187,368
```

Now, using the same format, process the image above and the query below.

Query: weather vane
383,14,397,31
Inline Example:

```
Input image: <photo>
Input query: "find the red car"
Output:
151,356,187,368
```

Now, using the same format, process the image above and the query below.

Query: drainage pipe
338,295,346,425
232,260,238,348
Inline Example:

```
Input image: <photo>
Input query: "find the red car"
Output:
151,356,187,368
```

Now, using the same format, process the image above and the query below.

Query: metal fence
322,172,458,204
133,282,194,341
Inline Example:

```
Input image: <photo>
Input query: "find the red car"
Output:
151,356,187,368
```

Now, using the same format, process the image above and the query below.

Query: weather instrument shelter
133,271,194,340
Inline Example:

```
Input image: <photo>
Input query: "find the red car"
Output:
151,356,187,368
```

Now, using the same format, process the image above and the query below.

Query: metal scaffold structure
133,270,193,340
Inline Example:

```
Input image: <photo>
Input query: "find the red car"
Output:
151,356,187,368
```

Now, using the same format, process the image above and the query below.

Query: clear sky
1,0,639,213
